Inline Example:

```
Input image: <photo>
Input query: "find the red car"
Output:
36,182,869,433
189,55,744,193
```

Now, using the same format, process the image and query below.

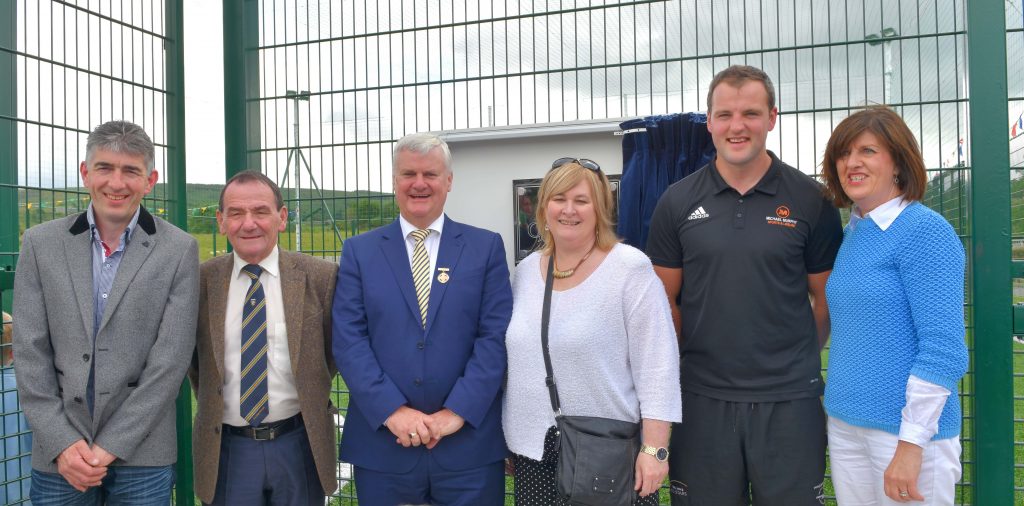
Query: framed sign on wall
512,175,621,264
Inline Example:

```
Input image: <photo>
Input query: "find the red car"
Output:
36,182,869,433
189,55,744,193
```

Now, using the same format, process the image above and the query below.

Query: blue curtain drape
616,112,716,249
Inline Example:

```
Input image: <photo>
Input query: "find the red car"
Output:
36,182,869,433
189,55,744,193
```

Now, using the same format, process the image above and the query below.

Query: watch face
656,448,669,461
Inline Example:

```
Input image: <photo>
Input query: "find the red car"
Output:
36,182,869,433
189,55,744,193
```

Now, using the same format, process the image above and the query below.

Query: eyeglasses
551,157,601,173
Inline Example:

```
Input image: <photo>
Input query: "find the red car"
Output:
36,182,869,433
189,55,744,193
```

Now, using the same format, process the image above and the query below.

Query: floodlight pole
866,27,899,104
280,90,344,251
287,90,307,250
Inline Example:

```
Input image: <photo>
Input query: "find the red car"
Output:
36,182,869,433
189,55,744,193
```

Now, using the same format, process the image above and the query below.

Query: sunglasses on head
551,157,601,173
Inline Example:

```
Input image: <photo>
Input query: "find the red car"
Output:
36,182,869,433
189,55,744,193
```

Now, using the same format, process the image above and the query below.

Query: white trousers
827,417,961,506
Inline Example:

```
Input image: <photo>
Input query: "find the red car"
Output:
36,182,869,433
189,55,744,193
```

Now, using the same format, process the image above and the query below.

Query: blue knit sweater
824,202,967,440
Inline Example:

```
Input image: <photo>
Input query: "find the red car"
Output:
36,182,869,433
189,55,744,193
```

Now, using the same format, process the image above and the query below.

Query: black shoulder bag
541,255,642,506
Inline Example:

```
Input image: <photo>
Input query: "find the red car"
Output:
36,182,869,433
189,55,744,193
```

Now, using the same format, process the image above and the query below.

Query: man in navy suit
333,133,512,505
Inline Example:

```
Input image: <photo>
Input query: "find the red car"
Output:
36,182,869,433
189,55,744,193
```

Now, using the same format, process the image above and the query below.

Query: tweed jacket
190,250,339,503
13,208,200,472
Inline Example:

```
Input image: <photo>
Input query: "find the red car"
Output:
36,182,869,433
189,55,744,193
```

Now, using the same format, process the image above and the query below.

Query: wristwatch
640,444,669,462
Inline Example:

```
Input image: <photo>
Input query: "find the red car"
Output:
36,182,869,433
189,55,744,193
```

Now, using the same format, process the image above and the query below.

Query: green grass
277,315,1000,506
168,301,1010,505
11,193,1012,504
192,223,383,262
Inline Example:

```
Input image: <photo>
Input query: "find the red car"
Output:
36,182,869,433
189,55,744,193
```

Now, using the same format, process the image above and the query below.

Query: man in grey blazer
13,120,199,504
189,170,338,505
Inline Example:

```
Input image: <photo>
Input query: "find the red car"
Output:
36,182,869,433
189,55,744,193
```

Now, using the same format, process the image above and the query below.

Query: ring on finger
899,491,909,498
410,432,419,439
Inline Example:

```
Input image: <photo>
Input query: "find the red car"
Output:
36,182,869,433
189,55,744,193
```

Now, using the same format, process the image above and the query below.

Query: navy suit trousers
208,421,323,506
353,454,504,506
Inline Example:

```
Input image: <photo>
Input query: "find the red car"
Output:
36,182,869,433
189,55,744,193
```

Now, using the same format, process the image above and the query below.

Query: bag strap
541,255,562,415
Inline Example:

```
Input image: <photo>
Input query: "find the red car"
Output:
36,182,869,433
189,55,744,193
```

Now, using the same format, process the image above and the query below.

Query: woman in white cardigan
502,158,682,505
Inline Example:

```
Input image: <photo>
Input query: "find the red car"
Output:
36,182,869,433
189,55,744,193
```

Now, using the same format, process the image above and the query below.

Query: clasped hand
385,406,464,450
57,440,117,492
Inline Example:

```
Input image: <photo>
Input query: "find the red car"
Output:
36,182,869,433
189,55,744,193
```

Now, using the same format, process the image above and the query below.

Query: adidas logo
687,206,710,220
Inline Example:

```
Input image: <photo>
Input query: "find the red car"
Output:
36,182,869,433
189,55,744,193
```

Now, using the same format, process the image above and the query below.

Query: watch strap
640,444,669,461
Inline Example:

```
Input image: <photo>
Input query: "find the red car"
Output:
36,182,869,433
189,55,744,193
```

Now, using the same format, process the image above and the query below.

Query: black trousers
668,392,827,506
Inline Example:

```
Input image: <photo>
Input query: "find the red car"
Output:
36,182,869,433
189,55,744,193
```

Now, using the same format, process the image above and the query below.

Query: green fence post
0,0,17,273
167,4,188,231
165,1,194,504
966,1,1013,504
224,0,261,179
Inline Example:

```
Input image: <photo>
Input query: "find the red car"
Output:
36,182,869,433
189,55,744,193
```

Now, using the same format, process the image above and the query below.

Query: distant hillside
17,183,398,235
18,183,393,209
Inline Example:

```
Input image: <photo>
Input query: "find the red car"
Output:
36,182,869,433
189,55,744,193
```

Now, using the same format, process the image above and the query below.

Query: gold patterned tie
410,229,431,327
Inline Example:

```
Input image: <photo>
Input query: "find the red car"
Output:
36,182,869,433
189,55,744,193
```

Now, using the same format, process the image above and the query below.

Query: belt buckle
251,425,276,441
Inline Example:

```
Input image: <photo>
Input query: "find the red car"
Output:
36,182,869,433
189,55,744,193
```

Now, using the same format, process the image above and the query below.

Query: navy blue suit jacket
332,216,512,473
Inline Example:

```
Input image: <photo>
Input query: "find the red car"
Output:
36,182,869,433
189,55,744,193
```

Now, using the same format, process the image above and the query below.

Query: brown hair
707,65,776,113
535,162,619,256
821,106,927,208
219,170,285,211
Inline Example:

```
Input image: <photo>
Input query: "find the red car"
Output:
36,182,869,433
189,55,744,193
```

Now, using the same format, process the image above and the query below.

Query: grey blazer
13,208,199,472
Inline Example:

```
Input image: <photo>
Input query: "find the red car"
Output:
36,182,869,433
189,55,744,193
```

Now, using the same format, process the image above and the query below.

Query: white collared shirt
848,195,951,446
398,214,445,275
849,194,911,231
221,246,300,426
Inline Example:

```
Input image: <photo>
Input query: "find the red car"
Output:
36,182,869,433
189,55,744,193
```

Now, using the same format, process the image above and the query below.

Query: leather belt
225,413,302,441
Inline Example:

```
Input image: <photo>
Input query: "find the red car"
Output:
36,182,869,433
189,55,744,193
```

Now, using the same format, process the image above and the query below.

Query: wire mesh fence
0,0,1018,504
1,266,30,505
234,0,990,503
0,0,189,502
1008,1,1024,500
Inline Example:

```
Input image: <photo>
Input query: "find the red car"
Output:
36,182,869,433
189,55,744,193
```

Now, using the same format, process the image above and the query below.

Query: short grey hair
392,133,452,173
86,120,156,173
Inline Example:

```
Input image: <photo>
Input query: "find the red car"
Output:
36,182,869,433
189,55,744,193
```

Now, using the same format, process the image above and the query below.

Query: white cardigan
502,243,682,460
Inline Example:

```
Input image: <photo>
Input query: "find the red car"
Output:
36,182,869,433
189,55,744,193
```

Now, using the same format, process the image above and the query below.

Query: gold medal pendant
437,267,450,284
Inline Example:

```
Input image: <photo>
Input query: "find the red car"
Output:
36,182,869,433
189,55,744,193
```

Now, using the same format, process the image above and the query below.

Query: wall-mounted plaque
512,175,620,264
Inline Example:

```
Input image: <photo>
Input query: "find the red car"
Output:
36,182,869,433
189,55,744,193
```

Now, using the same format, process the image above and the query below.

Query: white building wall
444,127,624,270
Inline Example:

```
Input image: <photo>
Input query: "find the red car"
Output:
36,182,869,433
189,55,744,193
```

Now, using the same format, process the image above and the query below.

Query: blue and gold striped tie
240,264,269,426
410,229,431,327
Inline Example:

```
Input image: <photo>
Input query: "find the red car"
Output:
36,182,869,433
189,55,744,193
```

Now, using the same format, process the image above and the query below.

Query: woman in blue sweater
820,107,968,505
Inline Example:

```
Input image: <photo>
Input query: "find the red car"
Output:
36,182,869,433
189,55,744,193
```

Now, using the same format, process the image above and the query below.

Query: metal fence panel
0,0,191,503
1008,0,1024,503
1,0,1011,504
226,0,1010,503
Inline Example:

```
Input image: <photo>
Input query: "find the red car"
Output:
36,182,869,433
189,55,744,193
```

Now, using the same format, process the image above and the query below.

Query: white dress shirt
398,214,445,274
852,195,952,446
222,246,300,426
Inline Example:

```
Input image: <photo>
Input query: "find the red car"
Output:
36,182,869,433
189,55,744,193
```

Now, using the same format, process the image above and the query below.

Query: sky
184,0,227,184
12,0,1024,189
178,0,1019,188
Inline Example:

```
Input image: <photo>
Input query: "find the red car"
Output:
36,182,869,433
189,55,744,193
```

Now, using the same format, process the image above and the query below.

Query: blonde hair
535,162,618,256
